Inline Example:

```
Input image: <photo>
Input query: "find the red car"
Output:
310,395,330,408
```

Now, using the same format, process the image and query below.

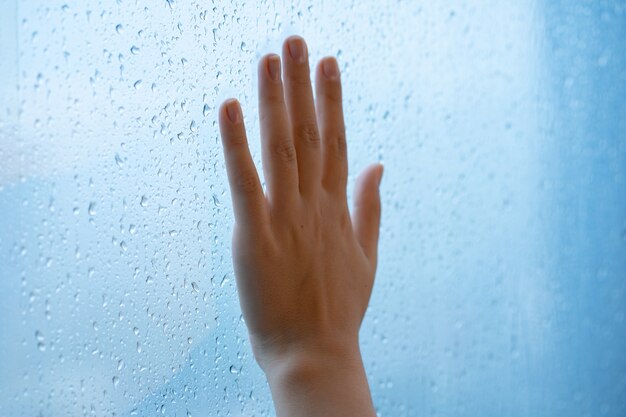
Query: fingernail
378,164,384,186
267,54,281,81
287,37,306,63
225,99,240,124
322,58,339,80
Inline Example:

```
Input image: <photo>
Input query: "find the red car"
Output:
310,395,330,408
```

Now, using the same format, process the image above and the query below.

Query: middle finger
282,36,322,196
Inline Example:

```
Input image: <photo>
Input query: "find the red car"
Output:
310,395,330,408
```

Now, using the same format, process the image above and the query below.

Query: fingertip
259,53,281,82
354,164,382,201
285,34,305,41
320,56,340,81
284,35,307,64
221,98,241,124
316,57,343,105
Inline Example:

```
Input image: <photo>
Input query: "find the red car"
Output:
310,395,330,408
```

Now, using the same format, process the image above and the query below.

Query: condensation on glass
0,1,624,416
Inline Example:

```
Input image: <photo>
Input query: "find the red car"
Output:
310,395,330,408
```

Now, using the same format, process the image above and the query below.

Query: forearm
263,348,376,417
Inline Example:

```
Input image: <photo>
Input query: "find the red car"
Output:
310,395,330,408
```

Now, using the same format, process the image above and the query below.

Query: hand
218,36,382,417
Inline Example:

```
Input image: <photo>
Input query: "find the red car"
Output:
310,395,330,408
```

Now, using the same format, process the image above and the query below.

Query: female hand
218,35,382,417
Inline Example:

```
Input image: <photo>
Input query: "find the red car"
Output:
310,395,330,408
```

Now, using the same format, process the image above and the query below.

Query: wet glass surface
0,1,624,415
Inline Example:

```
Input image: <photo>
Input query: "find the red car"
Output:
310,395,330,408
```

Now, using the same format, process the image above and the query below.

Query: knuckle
228,134,248,147
373,199,381,215
287,71,312,86
294,121,320,149
327,132,347,159
262,90,285,106
273,137,297,163
357,196,380,216
325,86,342,103
235,170,259,193
369,198,382,218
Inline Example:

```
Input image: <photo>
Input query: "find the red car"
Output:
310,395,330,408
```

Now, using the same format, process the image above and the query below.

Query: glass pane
1,1,624,416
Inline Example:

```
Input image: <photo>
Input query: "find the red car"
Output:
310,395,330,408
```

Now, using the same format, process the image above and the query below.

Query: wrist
262,343,364,385
250,332,361,374
259,342,376,417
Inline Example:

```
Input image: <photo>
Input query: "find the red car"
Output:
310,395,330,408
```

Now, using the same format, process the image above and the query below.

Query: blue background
1,1,625,415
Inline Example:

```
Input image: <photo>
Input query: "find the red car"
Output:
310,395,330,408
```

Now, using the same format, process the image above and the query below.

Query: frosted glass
1,1,624,416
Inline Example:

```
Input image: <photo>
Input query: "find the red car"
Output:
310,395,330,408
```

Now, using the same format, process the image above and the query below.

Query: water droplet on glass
191,282,199,293
130,45,140,55
115,24,124,34
115,153,124,168
140,196,148,207
203,104,210,117
220,273,229,287
35,331,45,351
112,376,120,387
88,202,97,216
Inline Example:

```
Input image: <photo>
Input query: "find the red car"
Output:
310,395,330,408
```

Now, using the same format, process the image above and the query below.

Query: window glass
1,1,624,416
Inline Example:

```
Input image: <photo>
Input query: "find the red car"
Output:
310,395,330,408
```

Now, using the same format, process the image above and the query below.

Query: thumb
352,163,384,268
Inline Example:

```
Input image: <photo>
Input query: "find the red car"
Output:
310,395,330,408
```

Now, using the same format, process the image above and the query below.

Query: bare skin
218,35,382,417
